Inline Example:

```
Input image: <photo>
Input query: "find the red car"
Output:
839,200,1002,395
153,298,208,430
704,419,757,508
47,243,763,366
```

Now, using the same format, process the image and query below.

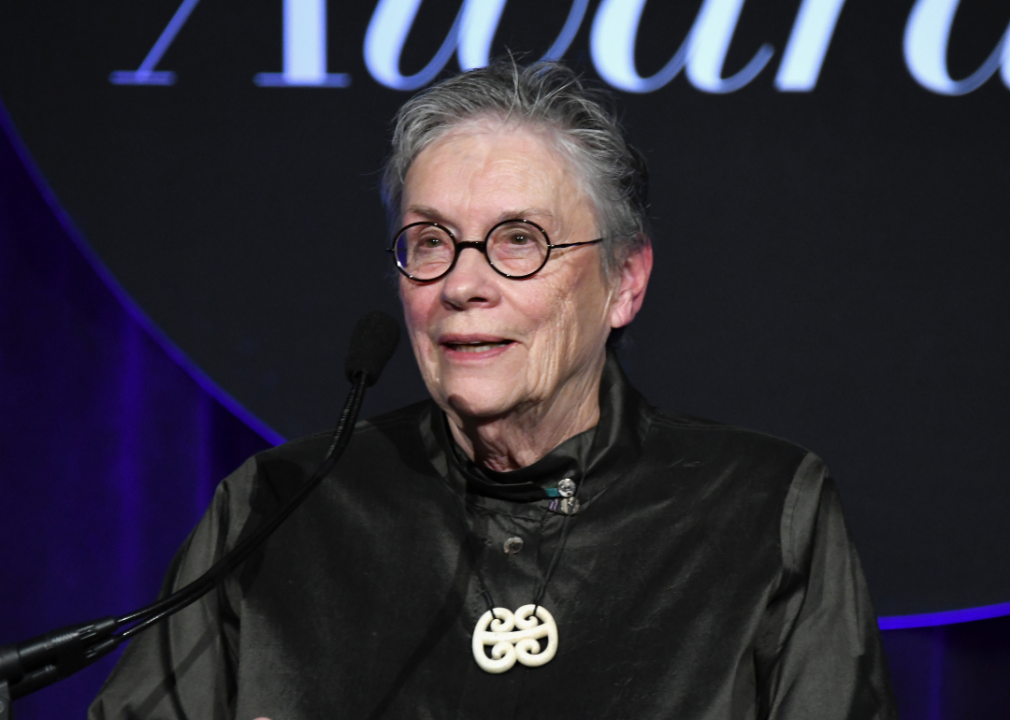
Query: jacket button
503,536,524,554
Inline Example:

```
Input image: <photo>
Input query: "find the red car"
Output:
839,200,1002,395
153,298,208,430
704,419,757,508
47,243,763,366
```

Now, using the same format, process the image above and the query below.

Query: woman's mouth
439,336,515,356
444,340,513,353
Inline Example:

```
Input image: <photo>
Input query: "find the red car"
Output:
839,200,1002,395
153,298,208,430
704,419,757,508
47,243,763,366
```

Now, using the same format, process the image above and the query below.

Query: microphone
0,312,401,710
345,310,401,386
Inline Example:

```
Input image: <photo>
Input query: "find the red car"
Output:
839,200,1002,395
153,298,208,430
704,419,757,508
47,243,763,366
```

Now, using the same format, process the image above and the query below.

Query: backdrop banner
0,0,1008,633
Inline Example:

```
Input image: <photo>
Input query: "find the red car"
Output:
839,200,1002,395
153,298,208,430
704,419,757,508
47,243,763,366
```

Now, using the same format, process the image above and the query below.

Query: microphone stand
0,371,371,719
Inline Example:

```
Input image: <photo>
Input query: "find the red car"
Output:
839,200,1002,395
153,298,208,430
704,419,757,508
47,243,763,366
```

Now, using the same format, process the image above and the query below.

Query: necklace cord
451,494,499,619
453,488,577,621
532,511,573,613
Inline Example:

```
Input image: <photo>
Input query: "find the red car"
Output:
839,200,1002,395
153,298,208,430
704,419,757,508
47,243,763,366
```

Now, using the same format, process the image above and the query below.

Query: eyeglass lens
393,221,550,279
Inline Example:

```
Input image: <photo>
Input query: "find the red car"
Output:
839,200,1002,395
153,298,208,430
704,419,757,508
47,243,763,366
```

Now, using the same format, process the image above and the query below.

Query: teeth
450,341,509,353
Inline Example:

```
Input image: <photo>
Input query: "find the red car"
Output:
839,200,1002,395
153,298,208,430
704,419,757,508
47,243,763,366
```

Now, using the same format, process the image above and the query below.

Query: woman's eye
419,235,443,248
507,234,529,245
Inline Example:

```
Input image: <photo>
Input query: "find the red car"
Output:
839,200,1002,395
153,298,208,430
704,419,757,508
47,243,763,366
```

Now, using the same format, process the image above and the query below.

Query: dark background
0,0,1008,619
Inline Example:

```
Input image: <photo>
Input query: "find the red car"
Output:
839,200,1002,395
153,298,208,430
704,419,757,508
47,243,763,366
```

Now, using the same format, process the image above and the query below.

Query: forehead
401,121,592,227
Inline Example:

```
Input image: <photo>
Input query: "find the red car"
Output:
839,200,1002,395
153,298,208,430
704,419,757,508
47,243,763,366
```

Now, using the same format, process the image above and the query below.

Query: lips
439,335,515,354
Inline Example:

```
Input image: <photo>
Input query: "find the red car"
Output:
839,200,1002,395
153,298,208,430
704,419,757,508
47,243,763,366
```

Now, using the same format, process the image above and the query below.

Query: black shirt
89,355,897,719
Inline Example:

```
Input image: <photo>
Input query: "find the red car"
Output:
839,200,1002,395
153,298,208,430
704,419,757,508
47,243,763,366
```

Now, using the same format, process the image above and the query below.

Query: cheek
399,283,438,355
524,279,605,364
398,280,420,322
550,269,611,336
399,279,435,325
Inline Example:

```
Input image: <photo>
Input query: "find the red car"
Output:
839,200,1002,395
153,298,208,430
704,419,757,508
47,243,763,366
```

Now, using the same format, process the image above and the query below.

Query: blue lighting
879,600,1010,630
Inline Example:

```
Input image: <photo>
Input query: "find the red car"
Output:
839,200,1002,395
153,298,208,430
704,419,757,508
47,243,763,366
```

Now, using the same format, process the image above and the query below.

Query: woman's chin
442,382,525,422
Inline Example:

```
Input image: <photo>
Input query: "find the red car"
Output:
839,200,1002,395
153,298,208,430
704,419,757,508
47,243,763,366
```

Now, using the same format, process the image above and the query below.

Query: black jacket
90,355,897,719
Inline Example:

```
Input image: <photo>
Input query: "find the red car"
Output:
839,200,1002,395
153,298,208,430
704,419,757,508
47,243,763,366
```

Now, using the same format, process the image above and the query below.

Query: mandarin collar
420,351,652,508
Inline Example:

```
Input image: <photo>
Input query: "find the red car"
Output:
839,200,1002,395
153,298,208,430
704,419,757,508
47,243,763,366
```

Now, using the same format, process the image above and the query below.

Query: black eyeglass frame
386,219,604,281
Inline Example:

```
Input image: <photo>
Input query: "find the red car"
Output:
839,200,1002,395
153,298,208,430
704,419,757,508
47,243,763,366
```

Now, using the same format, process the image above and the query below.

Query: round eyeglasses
387,219,604,281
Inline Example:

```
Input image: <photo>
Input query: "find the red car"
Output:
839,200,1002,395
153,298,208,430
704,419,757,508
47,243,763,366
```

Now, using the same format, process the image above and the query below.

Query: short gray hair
381,59,651,278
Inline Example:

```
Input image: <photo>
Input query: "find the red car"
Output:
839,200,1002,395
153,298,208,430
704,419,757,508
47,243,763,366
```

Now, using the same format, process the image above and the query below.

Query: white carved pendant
471,605,558,674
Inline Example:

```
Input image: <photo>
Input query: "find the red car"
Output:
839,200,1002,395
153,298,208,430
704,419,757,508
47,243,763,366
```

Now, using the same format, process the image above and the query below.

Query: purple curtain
0,104,272,719
1,102,1008,720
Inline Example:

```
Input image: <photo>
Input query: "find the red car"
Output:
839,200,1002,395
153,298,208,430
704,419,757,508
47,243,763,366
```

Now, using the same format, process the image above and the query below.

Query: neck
446,358,605,472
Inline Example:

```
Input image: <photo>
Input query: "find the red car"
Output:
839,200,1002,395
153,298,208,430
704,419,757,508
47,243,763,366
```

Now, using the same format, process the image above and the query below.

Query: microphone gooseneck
0,312,400,706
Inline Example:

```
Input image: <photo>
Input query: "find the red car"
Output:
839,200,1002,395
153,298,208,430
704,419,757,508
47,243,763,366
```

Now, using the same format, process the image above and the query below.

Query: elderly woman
90,62,896,719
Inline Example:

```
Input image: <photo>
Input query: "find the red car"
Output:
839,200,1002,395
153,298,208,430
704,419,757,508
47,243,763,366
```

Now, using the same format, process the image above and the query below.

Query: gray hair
380,59,651,278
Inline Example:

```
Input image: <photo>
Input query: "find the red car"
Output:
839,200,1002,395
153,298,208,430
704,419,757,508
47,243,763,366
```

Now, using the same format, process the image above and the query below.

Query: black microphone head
345,311,401,387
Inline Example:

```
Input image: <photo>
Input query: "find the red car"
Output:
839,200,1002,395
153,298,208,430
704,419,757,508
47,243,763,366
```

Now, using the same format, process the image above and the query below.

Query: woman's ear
609,238,654,330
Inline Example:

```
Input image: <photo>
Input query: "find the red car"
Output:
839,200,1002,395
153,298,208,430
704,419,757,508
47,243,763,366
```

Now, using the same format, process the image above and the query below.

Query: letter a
591,0,772,94
904,0,1010,95
109,0,202,85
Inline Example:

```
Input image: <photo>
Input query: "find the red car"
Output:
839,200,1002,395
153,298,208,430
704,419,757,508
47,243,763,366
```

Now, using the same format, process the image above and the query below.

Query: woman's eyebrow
494,209,556,224
404,206,558,227
403,205,449,223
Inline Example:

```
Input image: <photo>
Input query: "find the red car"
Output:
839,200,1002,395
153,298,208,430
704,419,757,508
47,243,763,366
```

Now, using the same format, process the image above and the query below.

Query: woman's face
398,122,627,424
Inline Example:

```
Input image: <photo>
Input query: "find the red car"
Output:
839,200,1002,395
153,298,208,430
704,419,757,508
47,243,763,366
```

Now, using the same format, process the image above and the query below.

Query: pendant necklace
451,477,580,674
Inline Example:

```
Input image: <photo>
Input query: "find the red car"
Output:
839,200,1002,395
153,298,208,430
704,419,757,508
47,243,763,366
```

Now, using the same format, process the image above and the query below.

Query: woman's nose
439,244,500,308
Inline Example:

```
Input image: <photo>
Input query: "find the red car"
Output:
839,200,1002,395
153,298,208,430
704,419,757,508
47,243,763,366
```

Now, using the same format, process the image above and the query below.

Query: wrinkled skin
399,120,652,471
